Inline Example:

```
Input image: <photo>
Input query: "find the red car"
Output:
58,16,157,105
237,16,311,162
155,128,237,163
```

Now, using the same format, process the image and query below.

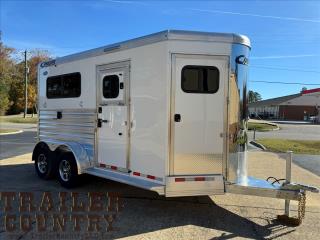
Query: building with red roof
249,88,320,122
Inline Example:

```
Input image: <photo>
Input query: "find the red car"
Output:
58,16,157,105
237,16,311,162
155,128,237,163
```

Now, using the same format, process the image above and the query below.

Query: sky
1,0,320,99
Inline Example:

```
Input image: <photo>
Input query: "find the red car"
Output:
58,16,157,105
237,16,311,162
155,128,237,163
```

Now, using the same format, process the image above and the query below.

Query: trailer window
103,75,119,98
47,72,81,98
181,66,219,93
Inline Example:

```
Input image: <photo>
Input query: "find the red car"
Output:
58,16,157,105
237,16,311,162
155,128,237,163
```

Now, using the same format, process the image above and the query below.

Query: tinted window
103,75,119,98
181,66,219,93
47,72,81,98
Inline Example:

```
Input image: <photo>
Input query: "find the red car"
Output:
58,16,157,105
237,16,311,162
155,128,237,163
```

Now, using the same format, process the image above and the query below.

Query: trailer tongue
226,147,319,225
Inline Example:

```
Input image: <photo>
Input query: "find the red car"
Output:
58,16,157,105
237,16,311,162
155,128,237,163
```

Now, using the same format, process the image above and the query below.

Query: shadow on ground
0,162,298,239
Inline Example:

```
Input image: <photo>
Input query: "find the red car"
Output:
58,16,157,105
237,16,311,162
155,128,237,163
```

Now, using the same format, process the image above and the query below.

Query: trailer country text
1,191,122,233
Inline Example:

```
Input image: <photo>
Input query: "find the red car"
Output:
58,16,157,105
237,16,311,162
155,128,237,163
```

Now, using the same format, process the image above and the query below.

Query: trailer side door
171,54,228,175
96,61,130,171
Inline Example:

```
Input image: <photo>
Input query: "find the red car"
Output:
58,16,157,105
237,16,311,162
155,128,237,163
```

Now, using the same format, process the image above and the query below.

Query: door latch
174,114,181,122
97,119,102,128
98,119,109,127
57,111,62,119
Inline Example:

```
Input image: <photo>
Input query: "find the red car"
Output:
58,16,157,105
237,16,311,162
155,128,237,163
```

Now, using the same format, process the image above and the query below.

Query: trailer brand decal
236,55,249,65
1,192,123,238
40,60,56,68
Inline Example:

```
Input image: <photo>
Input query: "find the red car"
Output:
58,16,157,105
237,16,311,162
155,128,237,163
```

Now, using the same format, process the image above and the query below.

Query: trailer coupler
280,182,319,193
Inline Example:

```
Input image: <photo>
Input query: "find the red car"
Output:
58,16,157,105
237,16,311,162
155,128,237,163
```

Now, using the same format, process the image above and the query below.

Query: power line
250,80,320,86
251,65,320,74
189,8,320,23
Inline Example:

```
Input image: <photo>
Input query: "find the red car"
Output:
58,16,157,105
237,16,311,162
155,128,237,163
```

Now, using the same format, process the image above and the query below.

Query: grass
248,122,278,132
0,114,38,124
0,129,20,134
257,138,320,155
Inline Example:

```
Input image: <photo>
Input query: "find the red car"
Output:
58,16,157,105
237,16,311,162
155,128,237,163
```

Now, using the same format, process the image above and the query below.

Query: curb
265,122,280,131
249,140,266,150
248,121,280,132
0,130,23,136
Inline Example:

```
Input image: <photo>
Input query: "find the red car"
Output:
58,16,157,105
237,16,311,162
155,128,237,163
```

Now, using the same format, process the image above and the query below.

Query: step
84,167,165,195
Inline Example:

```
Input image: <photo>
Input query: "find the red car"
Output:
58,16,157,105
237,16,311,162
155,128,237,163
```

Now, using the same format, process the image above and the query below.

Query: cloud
189,8,320,23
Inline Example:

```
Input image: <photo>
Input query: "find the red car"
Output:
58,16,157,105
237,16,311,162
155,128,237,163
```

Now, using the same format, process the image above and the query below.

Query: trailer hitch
280,182,319,193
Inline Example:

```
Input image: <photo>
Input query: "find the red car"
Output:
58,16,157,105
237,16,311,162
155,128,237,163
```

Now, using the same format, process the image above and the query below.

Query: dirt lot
0,151,319,239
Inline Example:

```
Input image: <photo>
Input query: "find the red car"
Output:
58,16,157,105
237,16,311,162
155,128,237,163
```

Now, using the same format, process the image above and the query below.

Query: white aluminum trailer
33,30,318,223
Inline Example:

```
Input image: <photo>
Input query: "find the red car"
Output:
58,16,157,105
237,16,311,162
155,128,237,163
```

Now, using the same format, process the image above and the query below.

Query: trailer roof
41,30,250,67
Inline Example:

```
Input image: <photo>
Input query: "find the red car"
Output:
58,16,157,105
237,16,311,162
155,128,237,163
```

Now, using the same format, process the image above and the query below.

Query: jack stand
277,151,305,226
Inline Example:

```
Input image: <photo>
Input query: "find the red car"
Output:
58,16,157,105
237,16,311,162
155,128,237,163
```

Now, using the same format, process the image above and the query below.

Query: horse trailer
33,30,318,223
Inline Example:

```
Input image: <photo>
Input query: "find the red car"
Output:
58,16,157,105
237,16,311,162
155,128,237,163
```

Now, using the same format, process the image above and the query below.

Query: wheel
34,145,56,180
57,152,79,188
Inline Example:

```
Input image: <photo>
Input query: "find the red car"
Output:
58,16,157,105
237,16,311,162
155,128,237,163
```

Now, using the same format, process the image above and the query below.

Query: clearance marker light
175,178,185,182
110,166,117,170
147,175,156,180
195,177,205,181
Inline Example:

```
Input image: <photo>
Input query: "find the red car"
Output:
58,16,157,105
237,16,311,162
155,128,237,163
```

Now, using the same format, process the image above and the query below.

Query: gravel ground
0,152,319,239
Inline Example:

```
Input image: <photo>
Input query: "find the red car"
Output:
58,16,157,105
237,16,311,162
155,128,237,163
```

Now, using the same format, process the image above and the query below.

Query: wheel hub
59,159,71,181
37,154,47,173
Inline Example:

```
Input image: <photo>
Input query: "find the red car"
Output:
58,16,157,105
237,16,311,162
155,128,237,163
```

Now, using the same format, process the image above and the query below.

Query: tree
25,50,50,113
248,90,262,103
0,38,15,115
8,50,50,114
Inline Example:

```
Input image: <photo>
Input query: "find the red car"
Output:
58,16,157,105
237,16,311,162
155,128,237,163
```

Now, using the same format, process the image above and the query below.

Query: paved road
248,123,320,141
1,123,319,175
293,154,320,176
0,131,37,159
248,123,320,176
0,123,37,159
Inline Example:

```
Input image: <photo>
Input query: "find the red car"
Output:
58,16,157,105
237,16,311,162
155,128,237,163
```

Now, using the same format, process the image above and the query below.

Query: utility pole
24,50,28,118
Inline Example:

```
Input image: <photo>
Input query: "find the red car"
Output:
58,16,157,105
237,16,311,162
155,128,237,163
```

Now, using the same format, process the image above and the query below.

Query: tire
57,152,79,188
34,145,56,180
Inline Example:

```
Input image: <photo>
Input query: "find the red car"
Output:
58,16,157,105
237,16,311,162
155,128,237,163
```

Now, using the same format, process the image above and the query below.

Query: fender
34,140,92,174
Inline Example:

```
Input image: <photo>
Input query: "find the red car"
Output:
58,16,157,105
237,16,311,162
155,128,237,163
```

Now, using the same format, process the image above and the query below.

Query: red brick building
249,88,320,121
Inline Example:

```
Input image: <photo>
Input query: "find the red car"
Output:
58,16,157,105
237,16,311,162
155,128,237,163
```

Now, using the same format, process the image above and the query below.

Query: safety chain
298,191,306,223
277,191,308,225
